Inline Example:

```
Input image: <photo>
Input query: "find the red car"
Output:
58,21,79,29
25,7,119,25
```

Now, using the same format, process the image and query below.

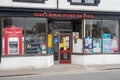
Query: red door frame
59,34,72,64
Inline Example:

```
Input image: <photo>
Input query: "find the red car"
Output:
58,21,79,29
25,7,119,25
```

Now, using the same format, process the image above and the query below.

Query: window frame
13,0,46,3
67,0,100,6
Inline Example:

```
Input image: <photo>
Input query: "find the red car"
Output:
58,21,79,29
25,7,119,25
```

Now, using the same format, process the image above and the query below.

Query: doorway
53,21,72,64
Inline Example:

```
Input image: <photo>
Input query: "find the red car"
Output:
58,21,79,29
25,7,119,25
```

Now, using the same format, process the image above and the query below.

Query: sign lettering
34,12,94,18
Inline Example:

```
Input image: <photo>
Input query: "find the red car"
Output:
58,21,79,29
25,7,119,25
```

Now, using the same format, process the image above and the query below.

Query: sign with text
34,12,94,19
4,26,22,55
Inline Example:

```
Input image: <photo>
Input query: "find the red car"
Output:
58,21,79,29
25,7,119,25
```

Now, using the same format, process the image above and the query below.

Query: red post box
4,26,22,55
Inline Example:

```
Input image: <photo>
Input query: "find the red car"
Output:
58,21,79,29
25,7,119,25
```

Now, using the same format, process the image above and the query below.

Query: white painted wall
0,0,120,12
72,55,84,65
0,55,54,70
0,0,57,9
72,55,120,65
59,0,120,12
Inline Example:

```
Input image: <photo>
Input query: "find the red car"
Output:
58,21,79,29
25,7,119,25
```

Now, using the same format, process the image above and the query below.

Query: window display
25,34,41,54
101,20,119,53
84,19,119,54
84,19,101,53
25,18,47,55
72,20,83,53
3,17,47,55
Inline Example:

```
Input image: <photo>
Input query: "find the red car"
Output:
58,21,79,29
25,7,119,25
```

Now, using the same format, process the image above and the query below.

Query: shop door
59,34,71,64
53,36,59,61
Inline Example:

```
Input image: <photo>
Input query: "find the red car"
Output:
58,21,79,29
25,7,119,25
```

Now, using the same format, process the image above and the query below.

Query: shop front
0,7,120,69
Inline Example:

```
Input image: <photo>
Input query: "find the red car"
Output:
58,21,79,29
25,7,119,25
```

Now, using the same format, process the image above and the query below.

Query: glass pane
60,53,70,60
3,17,24,35
25,18,47,55
101,20,119,53
72,20,83,53
54,22,71,30
85,0,95,4
71,0,82,3
2,17,24,55
84,19,101,53
60,35,70,50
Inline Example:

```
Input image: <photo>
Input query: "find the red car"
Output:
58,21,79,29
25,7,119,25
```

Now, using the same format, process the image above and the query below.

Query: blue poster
54,36,58,44
84,37,92,49
102,34,111,53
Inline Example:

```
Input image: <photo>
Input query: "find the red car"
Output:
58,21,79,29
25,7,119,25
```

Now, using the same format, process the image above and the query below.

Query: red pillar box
4,26,22,55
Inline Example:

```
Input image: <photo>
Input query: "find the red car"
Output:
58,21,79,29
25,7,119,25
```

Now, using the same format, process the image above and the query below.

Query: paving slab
0,64,120,77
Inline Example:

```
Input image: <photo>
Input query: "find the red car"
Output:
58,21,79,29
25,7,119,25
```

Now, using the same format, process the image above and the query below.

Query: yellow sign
48,34,52,48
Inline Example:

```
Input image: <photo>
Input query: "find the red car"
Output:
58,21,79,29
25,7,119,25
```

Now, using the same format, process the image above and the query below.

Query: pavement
0,64,120,77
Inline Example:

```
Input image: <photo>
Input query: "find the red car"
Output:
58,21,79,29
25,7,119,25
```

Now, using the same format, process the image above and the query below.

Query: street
0,70,120,80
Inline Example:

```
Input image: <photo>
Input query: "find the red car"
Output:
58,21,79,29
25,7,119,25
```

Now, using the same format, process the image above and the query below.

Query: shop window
13,0,46,3
84,19,119,54
2,17,25,55
2,17,47,56
101,20,119,53
25,18,47,55
72,20,83,54
84,19,101,53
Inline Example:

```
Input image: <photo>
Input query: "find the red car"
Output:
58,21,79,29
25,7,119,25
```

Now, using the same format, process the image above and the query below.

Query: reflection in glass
101,20,119,53
85,19,101,53
25,18,47,55
85,0,95,4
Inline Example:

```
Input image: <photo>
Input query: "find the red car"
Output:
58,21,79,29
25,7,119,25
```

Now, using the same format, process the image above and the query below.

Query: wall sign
34,12,94,19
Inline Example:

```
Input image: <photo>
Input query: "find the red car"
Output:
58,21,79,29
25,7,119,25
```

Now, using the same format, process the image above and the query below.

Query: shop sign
34,12,94,18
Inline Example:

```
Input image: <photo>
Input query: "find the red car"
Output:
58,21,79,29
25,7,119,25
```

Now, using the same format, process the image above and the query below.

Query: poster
48,34,53,48
93,39,101,53
84,37,92,49
73,32,79,43
102,34,111,53
110,39,119,52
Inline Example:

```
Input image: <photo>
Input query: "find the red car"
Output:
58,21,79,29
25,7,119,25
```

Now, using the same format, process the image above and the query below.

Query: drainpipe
57,0,59,9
